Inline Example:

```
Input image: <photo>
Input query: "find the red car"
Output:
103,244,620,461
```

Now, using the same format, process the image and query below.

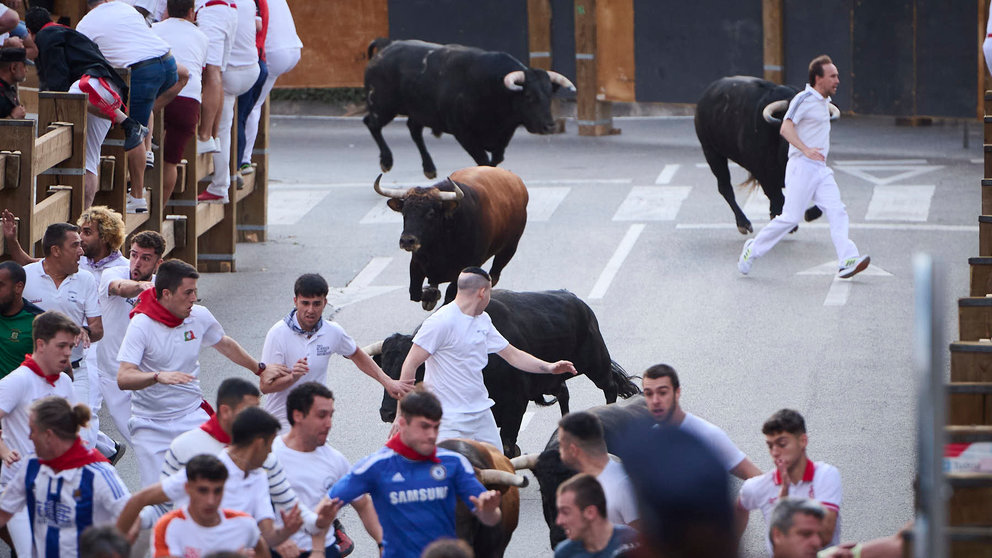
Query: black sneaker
333,519,354,557
108,441,126,465
121,117,149,151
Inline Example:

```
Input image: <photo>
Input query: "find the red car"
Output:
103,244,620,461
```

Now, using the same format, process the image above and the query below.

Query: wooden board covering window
595,0,633,102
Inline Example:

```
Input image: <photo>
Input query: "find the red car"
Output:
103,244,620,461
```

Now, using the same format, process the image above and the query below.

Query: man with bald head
398,266,576,449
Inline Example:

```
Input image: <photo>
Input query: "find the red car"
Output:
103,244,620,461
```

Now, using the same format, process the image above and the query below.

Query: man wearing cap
0,46,26,119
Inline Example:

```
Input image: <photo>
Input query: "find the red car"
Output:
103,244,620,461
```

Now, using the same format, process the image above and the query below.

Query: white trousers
7,507,30,557
130,408,209,487
206,63,260,198
438,408,502,451
240,47,300,165
750,157,859,266
80,352,116,456
98,364,132,444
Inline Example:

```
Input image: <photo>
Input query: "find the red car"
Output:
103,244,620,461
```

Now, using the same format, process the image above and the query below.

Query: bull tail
367,37,392,60
737,173,759,193
610,360,642,399
532,395,559,407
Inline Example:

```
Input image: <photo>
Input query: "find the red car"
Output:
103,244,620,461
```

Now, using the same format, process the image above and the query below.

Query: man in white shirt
97,230,166,444
641,363,761,480
738,54,869,278
22,223,105,450
398,267,576,449
116,259,289,486
153,0,209,201
556,411,639,529
193,0,236,156
737,409,842,556
0,312,79,557
274,382,383,557
768,499,826,558
262,273,410,431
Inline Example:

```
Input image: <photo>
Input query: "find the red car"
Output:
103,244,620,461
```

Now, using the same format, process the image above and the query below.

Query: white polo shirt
784,84,833,160
264,0,302,52
679,413,748,472
117,305,224,419
96,267,149,381
738,459,842,554
596,459,639,526
260,314,357,430
76,0,170,67
79,252,128,287
413,302,509,414
272,435,352,550
161,449,275,522
227,0,259,67
152,18,209,101
154,507,260,558
0,366,75,485
22,261,101,362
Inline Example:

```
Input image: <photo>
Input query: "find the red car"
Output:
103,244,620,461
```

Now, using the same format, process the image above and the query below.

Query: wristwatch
256,362,266,376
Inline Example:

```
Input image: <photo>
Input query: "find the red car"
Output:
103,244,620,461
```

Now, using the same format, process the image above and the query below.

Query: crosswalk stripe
654,164,680,184
360,201,402,224
613,186,692,221
865,185,935,222
589,224,644,300
528,187,570,222
267,189,335,225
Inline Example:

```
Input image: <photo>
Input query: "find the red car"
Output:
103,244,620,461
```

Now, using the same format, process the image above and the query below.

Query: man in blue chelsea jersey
328,388,501,557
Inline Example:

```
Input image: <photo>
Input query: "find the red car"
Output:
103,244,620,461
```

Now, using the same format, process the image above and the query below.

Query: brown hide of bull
447,167,529,267
438,439,521,558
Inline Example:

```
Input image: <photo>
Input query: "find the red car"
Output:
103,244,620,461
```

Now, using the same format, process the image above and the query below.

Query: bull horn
547,71,576,92
828,103,841,121
436,178,465,202
362,341,383,356
503,70,525,92
372,174,407,199
478,469,529,488
510,453,539,470
761,100,790,124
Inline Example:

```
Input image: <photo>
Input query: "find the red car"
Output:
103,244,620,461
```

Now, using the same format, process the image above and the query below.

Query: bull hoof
380,158,393,173
424,169,437,179
737,223,753,235
789,225,799,234
421,286,440,311
805,206,823,222
422,299,438,311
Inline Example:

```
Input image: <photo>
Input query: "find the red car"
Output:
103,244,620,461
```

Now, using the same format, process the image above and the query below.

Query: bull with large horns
694,76,839,235
364,38,575,178
373,166,529,310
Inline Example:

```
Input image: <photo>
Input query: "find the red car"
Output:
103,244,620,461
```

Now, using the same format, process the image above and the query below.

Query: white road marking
834,159,929,165
328,257,402,309
972,158,985,164
589,224,645,299
360,200,402,224
823,278,853,306
613,186,692,221
796,260,893,277
676,222,977,232
528,178,631,185
346,257,393,290
696,162,742,170
797,261,892,306
267,189,334,225
519,412,535,433
865,185,935,222
654,164,680,184
528,187,570,222
834,164,942,185
269,182,374,190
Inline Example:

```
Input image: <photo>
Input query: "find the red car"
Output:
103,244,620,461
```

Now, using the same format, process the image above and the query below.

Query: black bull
364,38,575,179
695,76,826,235
372,289,641,456
509,397,653,548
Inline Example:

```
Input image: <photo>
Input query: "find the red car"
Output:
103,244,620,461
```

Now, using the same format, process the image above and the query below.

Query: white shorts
129,408,209,487
197,4,237,71
439,408,502,451
68,79,115,175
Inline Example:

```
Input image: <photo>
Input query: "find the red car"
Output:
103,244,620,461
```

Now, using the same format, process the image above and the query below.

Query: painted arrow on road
327,257,403,310
797,260,892,307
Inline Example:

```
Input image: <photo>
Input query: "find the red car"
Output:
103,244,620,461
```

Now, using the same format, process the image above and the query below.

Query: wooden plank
0,121,36,254
175,161,186,194
99,157,116,191
949,382,992,394
31,125,73,178
970,257,992,297
763,0,784,83
574,0,618,136
237,99,267,243
193,152,214,182
168,130,200,265
19,86,38,116
195,202,226,237
160,217,175,256
961,297,992,341
37,93,87,227
142,108,166,234
30,189,72,244
527,0,552,70
277,0,388,88
0,151,19,190
947,425,992,442
982,216,992,256
166,215,187,251
124,211,150,236
949,481,992,526
983,179,992,214
233,165,256,204
596,0,634,102
949,393,986,426
951,341,992,383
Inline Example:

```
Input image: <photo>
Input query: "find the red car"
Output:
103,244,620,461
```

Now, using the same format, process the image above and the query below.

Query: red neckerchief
385,434,440,464
21,355,59,387
39,22,69,31
39,438,108,472
773,458,816,486
199,415,230,444
129,288,183,327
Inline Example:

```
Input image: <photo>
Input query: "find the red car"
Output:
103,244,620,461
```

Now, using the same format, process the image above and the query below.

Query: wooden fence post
574,0,618,136
37,92,87,228
763,0,784,84
237,98,268,243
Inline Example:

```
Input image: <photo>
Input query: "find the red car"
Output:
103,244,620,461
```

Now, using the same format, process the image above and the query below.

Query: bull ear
441,199,459,215
386,198,404,212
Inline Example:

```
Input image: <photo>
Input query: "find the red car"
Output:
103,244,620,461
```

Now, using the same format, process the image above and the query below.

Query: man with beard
0,261,43,378
641,364,761,480
97,231,166,444
0,46,27,119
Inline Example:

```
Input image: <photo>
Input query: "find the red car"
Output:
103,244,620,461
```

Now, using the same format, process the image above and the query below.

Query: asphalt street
95,112,978,557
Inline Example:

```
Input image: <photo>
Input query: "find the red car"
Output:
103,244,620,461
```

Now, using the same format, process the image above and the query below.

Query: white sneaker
126,194,148,213
838,255,870,278
145,150,154,168
738,239,755,275
196,137,218,155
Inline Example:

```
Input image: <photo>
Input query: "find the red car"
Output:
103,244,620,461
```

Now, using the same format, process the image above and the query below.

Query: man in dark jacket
0,47,26,119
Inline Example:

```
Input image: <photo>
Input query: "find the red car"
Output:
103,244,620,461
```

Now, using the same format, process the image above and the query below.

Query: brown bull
373,166,528,310
438,438,526,558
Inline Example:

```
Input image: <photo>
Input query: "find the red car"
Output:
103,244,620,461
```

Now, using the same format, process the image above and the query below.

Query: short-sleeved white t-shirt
153,18,209,101
0,366,75,485
271,435,352,550
154,507,261,558
117,305,224,419
261,315,357,430
227,0,259,67
161,449,275,522
79,252,128,287
739,460,842,555
784,84,833,160
264,0,302,51
122,0,167,22
96,267,149,381
596,459,639,526
76,1,170,67
23,262,101,362
679,413,747,472
413,303,509,414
